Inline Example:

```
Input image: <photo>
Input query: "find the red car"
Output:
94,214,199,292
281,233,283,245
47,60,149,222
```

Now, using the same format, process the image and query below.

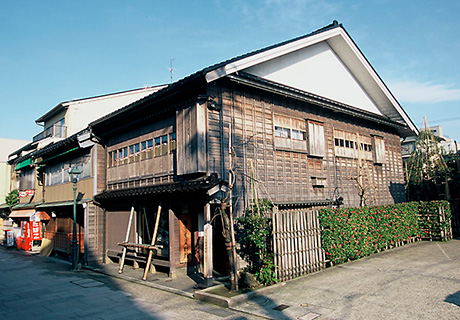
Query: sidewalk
223,239,460,319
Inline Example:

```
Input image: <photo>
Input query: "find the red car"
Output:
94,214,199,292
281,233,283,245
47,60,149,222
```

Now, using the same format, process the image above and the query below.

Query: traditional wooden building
8,86,165,260
89,21,418,276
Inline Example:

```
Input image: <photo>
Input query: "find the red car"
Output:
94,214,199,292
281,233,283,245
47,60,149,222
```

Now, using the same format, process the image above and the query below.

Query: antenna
168,58,175,83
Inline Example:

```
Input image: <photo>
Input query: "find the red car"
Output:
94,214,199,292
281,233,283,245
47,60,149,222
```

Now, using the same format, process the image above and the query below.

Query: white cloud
389,80,460,103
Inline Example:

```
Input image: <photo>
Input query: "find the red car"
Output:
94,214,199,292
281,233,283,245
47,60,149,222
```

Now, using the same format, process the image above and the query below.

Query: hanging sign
19,189,35,198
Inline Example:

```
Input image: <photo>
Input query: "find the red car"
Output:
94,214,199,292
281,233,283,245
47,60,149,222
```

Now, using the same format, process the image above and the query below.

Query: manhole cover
70,279,105,288
273,304,290,311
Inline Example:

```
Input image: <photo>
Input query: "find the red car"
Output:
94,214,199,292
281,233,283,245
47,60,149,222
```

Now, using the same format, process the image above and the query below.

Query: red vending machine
16,220,42,251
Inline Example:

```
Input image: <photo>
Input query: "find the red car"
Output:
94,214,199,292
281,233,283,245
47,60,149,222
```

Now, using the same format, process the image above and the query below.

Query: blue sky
1,1,459,144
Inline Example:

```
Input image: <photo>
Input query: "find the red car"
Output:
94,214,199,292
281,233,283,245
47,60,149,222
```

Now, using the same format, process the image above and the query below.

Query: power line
416,115,460,126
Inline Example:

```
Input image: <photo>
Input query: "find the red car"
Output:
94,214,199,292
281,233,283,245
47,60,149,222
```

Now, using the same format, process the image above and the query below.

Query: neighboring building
89,21,417,276
401,125,457,160
0,138,30,244
0,138,29,205
7,86,166,260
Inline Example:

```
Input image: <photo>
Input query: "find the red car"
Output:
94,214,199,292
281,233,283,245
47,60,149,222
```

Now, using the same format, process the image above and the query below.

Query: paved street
231,239,460,319
1,239,459,320
0,247,258,320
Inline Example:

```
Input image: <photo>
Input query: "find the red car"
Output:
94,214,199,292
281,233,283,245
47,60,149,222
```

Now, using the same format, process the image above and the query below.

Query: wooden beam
118,205,135,274
143,204,162,281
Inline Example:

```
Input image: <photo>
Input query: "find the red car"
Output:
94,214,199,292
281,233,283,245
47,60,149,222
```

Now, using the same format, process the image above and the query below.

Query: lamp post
69,166,82,270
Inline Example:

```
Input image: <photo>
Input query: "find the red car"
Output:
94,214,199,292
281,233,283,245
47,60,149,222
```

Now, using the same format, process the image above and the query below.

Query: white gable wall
245,41,382,115
66,87,166,137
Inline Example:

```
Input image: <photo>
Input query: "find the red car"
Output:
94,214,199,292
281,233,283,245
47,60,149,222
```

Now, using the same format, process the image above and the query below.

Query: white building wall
66,87,166,137
0,138,30,203
245,42,382,115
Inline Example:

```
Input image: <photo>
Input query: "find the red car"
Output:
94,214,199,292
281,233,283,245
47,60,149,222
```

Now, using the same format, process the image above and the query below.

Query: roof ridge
201,20,342,75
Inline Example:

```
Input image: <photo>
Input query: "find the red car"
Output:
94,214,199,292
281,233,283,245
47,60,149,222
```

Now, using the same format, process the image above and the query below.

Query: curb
194,281,287,308
84,265,195,299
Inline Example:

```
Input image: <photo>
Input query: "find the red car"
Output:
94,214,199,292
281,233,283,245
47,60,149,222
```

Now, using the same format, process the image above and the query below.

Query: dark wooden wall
207,81,406,216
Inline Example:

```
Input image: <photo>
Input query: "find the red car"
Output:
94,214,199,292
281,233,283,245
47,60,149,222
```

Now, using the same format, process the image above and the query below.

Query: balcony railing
33,124,67,143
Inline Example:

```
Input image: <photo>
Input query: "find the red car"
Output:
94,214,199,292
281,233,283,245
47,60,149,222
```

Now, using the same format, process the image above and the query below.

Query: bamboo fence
272,208,325,281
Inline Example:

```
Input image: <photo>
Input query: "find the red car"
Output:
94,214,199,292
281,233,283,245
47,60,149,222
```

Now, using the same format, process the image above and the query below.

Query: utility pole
168,58,175,83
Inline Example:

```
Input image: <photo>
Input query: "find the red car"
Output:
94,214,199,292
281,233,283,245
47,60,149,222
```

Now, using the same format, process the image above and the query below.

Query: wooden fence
272,208,325,281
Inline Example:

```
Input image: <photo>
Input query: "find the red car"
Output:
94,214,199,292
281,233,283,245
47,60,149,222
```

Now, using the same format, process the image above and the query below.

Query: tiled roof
95,174,221,201
89,21,342,131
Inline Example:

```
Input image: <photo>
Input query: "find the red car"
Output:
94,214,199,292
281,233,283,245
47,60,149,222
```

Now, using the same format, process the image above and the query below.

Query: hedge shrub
319,202,421,265
418,201,452,241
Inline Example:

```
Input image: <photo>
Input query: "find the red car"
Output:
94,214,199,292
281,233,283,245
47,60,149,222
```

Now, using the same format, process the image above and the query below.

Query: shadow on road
445,291,460,307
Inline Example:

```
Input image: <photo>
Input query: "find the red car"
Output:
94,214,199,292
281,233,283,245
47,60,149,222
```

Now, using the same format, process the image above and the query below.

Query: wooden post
203,223,213,287
142,205,162,280
168,209,176,278
118,205,135,274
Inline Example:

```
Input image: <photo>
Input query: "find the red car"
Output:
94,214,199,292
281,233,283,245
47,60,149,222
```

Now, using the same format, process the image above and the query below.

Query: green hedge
319,203,420,265
319,201,452,265
417,201,452,241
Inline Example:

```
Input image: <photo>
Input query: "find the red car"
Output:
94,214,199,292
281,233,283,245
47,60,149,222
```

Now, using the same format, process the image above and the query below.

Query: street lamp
69,166,82,270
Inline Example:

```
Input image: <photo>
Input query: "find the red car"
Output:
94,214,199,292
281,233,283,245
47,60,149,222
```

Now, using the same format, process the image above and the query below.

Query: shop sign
19,189,35,198
31,221,41,241
6,230,14,247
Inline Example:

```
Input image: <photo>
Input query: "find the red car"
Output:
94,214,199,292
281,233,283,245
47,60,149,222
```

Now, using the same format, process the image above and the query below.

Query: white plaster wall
245,42,382,115
66,87,165,136
0,138,29,203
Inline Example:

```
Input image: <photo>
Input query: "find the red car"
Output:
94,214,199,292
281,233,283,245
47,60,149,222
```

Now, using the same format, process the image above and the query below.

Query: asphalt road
0,247,259,320
1,239,459,320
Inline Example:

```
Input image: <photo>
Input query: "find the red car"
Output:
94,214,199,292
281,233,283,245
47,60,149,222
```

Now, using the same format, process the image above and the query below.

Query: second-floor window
19,169,35,190
45,154,91,186
129,143,140,163
108,131,176,168
273,115,307,152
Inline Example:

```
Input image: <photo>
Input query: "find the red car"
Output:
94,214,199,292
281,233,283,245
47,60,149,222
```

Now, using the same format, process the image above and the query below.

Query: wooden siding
85,202,104,263
106,114,175,187
95,144,106,194
44,178,93,203
209,81,406,214
176,102,207,175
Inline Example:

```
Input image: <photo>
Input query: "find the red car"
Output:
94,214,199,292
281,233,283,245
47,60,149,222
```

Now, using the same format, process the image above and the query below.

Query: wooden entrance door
178,214,192,264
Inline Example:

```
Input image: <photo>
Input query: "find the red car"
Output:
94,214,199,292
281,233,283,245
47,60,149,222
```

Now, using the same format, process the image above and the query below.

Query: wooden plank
118,205,135,274
143,204,162,280
168,209,176,278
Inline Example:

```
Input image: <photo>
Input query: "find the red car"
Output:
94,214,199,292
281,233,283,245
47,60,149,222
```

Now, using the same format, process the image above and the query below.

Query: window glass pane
147,139,153,148
292,129,306,141
169,132,176,152
275,126,290,138
141,141,146,150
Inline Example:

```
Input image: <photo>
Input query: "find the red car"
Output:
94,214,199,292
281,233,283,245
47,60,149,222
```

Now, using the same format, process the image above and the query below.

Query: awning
12,202,42,210
9,210,51,220
0,203,10,209
95,175,221,201
9,209,35,219
15,158,32,171
37,211,51,220
36,199,92,208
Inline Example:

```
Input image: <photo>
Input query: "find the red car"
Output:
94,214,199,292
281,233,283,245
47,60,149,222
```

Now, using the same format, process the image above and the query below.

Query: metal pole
72,180,78,270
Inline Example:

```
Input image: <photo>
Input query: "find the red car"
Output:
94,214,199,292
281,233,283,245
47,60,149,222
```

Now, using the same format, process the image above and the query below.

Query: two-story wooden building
8,86,166,261
89,21,418,276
